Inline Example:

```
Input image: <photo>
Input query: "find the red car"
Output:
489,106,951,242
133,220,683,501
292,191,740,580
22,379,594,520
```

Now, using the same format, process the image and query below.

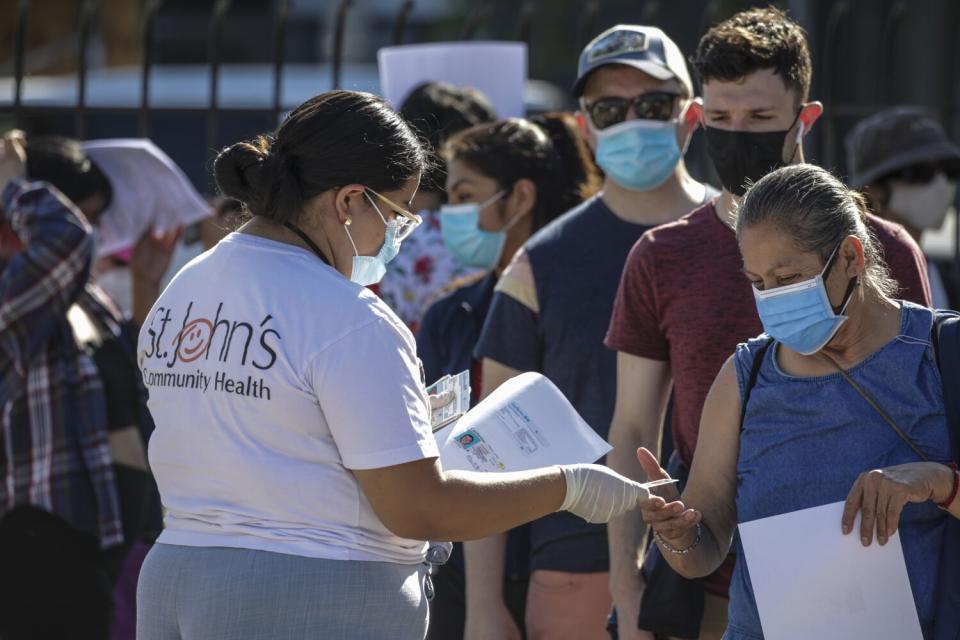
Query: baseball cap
572,25,693,98
845,106,960,188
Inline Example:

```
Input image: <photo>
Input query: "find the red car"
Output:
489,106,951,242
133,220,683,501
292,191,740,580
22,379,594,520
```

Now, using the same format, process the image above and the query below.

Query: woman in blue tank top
635,165,959,639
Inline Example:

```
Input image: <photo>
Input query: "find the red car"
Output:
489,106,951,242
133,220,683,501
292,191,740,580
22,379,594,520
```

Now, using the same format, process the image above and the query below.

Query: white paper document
433,372,611,472
739,501,922,640
82,139,212,256
377,42,527,118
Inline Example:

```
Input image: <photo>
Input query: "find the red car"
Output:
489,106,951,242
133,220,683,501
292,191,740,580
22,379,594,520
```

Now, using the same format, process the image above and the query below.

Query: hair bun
213,137,271,209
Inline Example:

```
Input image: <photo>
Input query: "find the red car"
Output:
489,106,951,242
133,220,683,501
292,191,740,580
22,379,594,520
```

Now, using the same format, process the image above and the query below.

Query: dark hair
736,164,897,298
25,135,113,213
691,7,812,104
214,90,426,225
443,118,585,231
399,82,497,196
529,112,602,201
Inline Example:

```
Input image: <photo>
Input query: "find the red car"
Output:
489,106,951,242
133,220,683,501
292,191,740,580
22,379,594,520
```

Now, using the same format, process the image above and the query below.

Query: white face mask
888,172,957,230
94,266,133,319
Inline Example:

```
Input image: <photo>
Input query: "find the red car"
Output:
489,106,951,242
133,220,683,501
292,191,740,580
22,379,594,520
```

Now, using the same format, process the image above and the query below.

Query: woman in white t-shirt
135,90,652,640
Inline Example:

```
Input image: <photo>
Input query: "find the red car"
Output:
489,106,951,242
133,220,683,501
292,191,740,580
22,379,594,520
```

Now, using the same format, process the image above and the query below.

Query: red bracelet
937,461,959,510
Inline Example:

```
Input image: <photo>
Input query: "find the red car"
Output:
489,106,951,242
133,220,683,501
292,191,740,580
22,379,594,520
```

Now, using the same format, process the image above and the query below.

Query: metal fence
2,0,959,263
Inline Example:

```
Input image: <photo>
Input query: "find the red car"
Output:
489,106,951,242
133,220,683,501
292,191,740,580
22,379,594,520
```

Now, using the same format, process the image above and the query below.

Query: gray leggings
137,543,429,640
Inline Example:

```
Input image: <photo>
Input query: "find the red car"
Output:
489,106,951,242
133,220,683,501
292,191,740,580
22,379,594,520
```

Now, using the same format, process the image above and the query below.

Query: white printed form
739,501,923,640
434,372,611,473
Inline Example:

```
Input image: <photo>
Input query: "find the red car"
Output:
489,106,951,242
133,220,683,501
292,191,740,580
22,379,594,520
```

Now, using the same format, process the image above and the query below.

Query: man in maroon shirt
603,8,932,640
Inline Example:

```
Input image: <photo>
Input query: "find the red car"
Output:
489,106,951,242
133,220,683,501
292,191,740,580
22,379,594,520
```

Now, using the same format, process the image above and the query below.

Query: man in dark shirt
604,9,931,640
467,25,715,640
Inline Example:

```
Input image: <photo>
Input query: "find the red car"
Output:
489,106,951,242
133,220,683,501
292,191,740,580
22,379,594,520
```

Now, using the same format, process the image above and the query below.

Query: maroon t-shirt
604,201,931,595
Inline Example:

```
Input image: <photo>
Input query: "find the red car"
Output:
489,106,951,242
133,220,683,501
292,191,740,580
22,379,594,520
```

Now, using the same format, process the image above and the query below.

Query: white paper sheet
82,139,212,256
377,42,527,118
434,372,611,472
739,501,923,640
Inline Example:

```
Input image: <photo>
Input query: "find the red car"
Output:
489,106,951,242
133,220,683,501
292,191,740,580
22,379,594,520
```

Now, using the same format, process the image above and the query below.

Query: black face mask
704,112,802,196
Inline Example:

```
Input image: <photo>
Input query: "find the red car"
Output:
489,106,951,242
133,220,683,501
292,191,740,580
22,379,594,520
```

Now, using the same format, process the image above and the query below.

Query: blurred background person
377,81,497,332
468,25,713,640
0,129,161,640
23,134,208,324
199,197,245,251
846,106,960,310
417,115,597,639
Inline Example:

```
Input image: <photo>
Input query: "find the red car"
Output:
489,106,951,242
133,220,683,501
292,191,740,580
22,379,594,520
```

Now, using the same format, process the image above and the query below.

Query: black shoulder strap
932,311,960,460
740,338,774,431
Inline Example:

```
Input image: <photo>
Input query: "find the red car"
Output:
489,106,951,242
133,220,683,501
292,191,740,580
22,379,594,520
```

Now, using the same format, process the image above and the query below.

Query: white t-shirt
138,233,439,564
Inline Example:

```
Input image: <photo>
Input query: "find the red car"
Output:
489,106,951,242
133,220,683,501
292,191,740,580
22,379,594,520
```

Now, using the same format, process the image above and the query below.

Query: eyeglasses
582,92,680,130
366,189,422,241
883,162,960,185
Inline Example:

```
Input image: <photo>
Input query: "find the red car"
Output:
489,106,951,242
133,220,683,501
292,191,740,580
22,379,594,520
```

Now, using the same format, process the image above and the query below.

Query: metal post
76,0,98,139
820,0,850,170
332,0,353,90
460,4,489,40
13,0,29,129
516,1,535,45
639,0,662,26
577,0,599,49
273,0,289,125
879,1,907,104
698,0,722,42
140,0,163,138
392,0,415,46
207,0,232,158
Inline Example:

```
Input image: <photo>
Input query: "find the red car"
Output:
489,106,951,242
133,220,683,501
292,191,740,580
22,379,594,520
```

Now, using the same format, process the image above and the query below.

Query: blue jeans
137,543,429,639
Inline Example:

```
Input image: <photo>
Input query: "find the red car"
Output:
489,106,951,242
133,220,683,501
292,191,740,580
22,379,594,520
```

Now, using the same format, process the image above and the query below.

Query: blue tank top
726,302,953,640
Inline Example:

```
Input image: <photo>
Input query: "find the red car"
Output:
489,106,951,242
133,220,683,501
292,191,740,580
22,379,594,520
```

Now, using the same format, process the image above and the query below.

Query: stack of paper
434,372,611,473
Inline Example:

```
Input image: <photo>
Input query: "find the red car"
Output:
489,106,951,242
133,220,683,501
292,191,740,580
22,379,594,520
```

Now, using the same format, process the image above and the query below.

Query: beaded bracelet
654,523,702,555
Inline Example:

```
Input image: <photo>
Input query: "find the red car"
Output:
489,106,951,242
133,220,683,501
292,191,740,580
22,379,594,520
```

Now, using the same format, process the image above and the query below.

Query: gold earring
344,216,352,226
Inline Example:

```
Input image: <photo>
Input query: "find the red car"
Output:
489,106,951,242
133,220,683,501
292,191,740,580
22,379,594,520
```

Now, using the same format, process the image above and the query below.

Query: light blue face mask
752,243,858,355
343,192,402,286
439,191,517,269
594,118,682,191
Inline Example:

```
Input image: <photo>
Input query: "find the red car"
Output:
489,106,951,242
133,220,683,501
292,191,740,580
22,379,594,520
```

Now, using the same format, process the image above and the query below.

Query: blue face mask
594,118,682,191
440,191,516,269
343,192,403,286
752,244,858,355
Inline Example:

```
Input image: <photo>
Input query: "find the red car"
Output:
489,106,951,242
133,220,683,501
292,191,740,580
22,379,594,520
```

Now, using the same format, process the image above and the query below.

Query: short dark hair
214,90,426,225
443,118,585,231
691,6,812,103
25,135,113,214
400,82,497,196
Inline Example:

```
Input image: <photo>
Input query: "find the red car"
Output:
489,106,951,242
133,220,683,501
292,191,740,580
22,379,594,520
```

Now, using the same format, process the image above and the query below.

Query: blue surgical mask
752,243,858,355
440,191,518,269
594,118,682,191
343,192,403,286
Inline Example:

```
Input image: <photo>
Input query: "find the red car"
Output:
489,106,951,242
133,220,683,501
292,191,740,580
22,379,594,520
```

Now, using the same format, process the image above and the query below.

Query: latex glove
558,464,651,523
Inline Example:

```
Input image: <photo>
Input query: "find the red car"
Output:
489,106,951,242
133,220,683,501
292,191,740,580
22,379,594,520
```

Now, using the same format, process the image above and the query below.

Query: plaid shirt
0,180,122,549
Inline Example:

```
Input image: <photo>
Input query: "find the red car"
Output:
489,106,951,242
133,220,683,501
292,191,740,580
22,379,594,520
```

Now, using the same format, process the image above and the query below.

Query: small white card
429,370,471,431
739,501,923,640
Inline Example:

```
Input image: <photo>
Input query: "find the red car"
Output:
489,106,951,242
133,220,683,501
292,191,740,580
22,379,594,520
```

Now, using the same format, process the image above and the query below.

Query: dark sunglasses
884,162,960,184
583,92,680,130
